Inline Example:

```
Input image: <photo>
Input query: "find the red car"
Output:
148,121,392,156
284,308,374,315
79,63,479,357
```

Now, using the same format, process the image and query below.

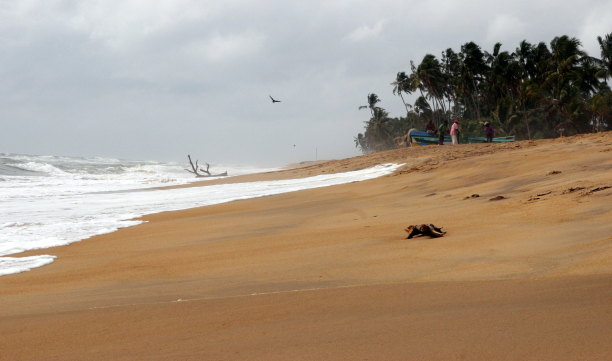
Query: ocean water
0,153,401,276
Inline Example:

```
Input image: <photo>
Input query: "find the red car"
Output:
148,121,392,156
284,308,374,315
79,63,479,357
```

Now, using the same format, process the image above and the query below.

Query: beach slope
1,132,612,360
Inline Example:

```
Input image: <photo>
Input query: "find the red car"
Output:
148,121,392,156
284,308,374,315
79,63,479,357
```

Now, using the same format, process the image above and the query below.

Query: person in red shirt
450,119,460,145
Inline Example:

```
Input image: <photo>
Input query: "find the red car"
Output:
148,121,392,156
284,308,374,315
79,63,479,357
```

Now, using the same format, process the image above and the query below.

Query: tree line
355,34,612,153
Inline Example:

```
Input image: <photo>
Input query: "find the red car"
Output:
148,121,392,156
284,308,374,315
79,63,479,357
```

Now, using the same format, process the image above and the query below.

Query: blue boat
409,130,451,145
408,130,515,145
467,136,516,143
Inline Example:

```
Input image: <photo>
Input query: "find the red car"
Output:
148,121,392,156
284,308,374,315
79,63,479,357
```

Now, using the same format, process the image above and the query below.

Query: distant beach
282,160,331,169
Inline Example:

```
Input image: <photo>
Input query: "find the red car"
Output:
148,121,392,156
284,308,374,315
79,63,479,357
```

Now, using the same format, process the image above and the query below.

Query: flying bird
269,96,281,103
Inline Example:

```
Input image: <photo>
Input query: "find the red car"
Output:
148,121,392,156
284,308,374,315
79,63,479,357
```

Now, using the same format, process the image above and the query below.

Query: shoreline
2,132,612,359
0,163,401,276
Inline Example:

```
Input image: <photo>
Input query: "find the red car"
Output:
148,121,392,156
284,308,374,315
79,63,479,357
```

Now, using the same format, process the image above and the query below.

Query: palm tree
514,40,535,139
483,43,518,118
391,72,413,116
547,36,586,95
544,36,593,133
491,97,517,135
413,95,432,121
597,33,612,82
587,93,608,132
354,133,369,154
364,107,393,151
412,54,447,125
441,48,462,121
359,93,381,117
459,42,487,119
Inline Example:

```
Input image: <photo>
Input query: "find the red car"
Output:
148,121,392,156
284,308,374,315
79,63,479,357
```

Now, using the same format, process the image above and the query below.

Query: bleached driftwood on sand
184,155,228,178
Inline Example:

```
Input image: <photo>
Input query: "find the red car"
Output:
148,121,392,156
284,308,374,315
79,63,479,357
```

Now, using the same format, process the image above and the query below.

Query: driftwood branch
200,163,211,176
184,155,228,178
184,155,200,175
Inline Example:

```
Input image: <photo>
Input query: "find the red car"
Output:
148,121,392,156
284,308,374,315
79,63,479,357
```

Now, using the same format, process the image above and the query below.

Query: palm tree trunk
523,103,531,140
469,92,478,120
400,93,410,117
470,75,481,119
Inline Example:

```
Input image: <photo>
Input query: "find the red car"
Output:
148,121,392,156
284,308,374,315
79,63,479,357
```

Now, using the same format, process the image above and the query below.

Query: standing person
484,122,495,143
438,120,448,145
425,120,437,135
450,119,460,145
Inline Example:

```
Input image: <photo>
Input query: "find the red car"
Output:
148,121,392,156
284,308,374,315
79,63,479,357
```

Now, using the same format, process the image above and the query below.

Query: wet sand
2,132,612,360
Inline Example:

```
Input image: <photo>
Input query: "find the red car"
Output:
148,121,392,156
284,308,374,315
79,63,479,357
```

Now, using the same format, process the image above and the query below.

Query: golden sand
1,133,612,360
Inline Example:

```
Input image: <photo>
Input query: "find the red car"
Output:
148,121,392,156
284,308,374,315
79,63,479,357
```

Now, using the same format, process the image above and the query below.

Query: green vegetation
355,34,612,153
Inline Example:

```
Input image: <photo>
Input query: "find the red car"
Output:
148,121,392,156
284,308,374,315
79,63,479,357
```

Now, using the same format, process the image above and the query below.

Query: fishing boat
409,131,451,145
466,135,516,143
408,130,516,146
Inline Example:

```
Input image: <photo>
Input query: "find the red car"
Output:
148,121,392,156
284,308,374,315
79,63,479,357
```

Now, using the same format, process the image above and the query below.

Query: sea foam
0,255,56,276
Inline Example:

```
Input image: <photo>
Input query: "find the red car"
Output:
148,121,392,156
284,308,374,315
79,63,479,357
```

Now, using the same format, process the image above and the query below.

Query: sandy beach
2,133,612,360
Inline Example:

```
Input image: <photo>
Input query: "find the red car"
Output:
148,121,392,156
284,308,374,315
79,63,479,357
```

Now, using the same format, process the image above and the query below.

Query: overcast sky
1,0,611,166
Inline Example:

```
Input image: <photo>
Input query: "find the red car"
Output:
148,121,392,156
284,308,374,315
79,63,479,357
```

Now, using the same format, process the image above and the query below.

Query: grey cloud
1,0,611,165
